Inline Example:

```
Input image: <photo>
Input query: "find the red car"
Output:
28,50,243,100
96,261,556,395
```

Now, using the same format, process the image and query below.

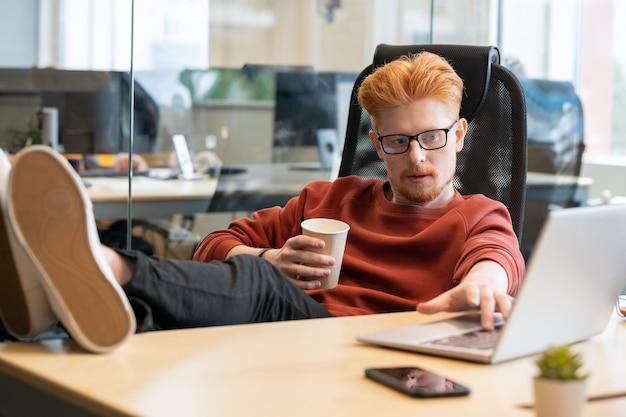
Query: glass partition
2,0,625,258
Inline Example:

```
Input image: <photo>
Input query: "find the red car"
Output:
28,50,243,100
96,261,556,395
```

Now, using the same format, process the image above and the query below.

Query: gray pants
120,251,333,332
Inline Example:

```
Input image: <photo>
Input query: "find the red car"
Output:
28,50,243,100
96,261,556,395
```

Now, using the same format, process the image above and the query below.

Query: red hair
357,52,463,126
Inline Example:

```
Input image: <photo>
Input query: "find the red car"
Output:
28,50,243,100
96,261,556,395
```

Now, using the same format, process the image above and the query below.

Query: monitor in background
335,72,356,155
273,70,357,166
36,70,124,154
38,70,159,154
0,68,158,155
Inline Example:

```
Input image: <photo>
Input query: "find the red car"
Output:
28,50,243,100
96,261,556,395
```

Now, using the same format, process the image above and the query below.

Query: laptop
172,134,205,180
356,204,626,364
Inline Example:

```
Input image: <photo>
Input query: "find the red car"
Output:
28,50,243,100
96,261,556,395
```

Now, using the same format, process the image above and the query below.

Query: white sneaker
8,145,136,353
0,150,57,339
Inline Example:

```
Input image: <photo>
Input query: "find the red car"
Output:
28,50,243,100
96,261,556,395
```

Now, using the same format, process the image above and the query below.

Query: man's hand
416,260,513,330
114,153,149,172
229,236,335,290
266,235,335,289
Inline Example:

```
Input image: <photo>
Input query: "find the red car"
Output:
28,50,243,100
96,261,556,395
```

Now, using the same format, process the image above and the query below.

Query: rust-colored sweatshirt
194,176,524,316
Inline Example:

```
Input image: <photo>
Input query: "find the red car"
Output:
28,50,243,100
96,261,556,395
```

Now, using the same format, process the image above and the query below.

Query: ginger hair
357,51,463,127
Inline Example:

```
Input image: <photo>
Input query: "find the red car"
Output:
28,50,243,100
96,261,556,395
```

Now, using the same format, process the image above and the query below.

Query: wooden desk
0,312,624,417
86,176,218,220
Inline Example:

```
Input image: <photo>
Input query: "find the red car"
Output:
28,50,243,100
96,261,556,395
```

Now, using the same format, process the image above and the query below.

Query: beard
396,166,455,204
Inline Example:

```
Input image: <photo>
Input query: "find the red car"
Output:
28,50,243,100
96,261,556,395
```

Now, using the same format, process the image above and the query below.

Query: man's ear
455,118,468,152
369,130,385,160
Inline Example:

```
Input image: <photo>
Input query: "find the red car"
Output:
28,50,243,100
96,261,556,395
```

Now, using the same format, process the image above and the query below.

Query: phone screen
365,366,470,398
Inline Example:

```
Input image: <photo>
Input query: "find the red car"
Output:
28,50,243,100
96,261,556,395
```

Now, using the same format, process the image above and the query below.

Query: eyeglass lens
381,129,447,154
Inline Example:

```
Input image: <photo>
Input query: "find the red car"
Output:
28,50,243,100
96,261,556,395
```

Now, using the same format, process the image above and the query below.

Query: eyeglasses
376,121,458,155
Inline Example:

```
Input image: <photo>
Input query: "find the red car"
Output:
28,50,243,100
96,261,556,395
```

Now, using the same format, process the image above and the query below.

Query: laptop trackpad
357,312,503,345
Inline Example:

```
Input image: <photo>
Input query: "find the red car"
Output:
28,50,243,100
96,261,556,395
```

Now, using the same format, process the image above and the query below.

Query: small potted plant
533,345,588,417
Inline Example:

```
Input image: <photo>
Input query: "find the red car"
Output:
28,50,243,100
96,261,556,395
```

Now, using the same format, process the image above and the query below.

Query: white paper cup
301,218,350,289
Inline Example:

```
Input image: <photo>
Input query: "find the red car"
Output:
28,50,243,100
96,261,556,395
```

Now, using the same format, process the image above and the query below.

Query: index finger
289,234,325,251
479,290,496,331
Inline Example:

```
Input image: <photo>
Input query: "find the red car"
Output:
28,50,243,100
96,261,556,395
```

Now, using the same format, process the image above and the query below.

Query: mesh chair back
338,44,527,242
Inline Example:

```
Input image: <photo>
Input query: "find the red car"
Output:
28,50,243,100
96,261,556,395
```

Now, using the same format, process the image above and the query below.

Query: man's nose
407,140,426,163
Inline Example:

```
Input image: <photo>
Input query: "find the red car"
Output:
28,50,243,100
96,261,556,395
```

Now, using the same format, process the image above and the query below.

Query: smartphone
365,366,470,398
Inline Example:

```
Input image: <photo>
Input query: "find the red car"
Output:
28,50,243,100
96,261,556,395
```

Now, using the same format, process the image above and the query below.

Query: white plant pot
533,377,587,417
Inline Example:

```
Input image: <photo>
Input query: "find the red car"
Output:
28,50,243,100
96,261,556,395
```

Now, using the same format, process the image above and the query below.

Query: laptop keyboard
429,326,503,350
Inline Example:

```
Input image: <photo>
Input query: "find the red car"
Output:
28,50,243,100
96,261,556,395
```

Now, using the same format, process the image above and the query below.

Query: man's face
369,97,466,208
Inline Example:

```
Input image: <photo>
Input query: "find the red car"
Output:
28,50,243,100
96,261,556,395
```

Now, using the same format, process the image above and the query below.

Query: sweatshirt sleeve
192,202,296,261
452,199,525,296
192,180,335,262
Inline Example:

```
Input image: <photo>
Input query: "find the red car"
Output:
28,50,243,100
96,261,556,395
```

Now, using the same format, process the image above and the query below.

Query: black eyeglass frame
376,121,458,154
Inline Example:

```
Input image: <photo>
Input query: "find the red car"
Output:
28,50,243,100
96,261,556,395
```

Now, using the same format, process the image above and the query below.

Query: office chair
338,44,528,242
519,78,585,259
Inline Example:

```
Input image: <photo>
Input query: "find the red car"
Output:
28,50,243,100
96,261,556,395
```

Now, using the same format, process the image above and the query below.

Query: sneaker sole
9,146,135,353
0,152,56,338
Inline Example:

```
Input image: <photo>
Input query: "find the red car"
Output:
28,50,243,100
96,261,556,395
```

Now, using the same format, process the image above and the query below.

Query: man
194,51,524,328
0,52,523,354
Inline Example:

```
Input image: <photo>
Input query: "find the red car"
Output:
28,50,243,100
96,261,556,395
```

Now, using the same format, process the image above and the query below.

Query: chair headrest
372,44,500,123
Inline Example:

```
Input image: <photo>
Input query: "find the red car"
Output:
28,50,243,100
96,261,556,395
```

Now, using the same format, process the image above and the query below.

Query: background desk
208,163,333,212
85,166,592,219
0,312,624,417
86,176,218,220
210,166,593,212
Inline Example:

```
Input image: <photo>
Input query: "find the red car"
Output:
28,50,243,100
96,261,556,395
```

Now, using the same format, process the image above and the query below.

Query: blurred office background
0,0,624,257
